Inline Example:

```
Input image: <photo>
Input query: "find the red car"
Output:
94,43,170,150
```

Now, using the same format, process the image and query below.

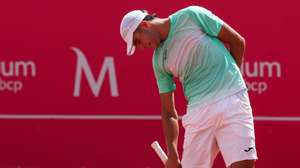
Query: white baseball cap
120,10,147,55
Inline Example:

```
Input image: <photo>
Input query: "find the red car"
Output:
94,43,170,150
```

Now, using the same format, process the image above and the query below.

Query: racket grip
151,141,168,164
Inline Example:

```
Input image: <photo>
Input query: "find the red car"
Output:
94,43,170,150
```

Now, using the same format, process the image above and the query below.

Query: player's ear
140,21,150,28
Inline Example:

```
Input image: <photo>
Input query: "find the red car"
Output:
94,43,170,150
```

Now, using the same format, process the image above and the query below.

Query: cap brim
126,33,135,56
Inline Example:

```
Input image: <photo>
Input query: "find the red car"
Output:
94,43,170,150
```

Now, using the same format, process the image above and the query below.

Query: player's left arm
217,22,246,68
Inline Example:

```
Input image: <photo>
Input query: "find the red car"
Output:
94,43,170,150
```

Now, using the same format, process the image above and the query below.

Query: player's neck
151,18,170,41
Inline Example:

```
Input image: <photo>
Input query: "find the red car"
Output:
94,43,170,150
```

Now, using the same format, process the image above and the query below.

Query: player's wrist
166,158,181,168
167,149,179,160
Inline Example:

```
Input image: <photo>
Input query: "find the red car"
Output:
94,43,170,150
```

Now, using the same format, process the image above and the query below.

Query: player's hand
165,157,182,168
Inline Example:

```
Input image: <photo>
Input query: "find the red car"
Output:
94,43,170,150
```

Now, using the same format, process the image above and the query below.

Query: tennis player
120,6,257,168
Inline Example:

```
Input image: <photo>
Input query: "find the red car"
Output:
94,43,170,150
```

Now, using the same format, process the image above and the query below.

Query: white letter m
71,47,119,97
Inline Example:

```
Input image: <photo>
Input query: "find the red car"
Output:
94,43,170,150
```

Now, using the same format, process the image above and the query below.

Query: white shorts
181,90,258,168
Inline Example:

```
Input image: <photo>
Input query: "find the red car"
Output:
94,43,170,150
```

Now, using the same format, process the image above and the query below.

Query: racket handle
151,141,168,164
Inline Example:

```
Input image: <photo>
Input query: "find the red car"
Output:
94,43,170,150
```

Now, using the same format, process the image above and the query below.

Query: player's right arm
160,91,181,168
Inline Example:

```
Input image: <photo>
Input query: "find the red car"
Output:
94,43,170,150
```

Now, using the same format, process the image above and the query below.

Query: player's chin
153,42,160,48
146,43,157,49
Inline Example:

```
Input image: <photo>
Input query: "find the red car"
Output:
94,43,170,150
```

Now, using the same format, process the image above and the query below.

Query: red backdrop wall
0,0,299,167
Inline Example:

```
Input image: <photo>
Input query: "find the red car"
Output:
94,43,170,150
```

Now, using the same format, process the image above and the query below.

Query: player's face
133,24,160,50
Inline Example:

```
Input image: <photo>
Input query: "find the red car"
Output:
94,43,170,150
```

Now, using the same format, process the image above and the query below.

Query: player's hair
140,10,157,21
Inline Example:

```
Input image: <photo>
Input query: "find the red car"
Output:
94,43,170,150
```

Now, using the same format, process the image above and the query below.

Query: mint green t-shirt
152,6,246,107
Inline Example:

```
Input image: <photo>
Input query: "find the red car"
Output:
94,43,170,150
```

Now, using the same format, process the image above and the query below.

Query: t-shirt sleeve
152,54,176,93
186,6,224,37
